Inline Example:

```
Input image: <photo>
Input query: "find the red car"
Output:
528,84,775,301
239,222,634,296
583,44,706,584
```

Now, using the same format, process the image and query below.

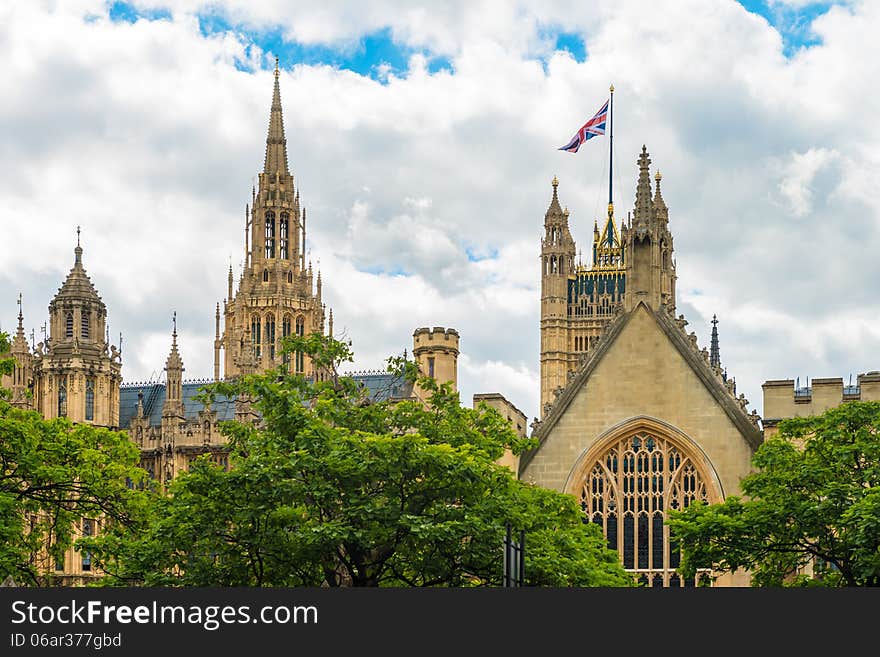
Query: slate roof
118,372,413,429
118,381,237,429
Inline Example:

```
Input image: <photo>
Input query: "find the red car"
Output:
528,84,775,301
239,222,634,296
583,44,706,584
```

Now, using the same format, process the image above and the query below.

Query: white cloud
1,0,879,426
777,147,838,217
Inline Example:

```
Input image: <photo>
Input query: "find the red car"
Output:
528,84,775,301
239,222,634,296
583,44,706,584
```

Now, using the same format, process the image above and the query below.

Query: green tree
89,333,633,587
667,400,880,587
0,331,148,585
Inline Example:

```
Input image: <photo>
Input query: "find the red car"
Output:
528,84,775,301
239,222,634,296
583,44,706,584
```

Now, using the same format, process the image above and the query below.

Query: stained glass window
578,429,713,587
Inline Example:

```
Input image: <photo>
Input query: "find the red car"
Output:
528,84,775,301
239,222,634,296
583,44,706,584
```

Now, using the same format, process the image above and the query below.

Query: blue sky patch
554,32,587,62
533,26,587,73
464,246,499,263
359,264,412,277
736,0,842,56
198,12,451,81
108,1,171,24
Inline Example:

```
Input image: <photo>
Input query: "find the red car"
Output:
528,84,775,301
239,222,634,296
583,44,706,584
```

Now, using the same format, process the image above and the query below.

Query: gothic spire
264,57,290,176
165,312,183,372
163,312,185,418
633,145,653,230
54,228,101,304
710,314,721,370
546,175,564,222
12,293,28,352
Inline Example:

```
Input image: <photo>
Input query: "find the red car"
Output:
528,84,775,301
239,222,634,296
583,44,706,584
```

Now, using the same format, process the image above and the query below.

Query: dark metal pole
609,83,614,206
504,523,511,587
519,529,525,586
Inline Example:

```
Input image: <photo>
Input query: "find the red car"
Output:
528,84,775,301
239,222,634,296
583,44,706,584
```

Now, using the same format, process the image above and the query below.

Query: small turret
412,327,460,399
162,313,185,419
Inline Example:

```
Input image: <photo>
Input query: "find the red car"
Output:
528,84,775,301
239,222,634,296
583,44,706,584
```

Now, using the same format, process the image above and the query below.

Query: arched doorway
565,417,723,587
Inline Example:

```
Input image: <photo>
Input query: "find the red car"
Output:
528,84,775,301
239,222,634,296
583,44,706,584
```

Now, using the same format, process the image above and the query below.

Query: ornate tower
540,176,576,412
32,231,122,426
538,146,678,418
412,327,460,400
3,294,35,408
218,60,329,380
162,314,185,420
622,147,676,313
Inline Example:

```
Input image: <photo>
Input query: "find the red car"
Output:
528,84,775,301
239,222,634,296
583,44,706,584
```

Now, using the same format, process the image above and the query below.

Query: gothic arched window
265,211,276,259
65,312,74,338
282,314,292,369
81,312,89,339
263,269,269,282
251,315,261,360
85,377,95,421
280,212,289,259
287,271,293,284
266,314,276,360
295,315,305,374
57,376,67,417
575,427,715,587
81,519,93,571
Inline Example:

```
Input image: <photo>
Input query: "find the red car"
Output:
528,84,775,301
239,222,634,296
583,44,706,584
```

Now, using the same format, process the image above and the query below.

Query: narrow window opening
85,377,95,421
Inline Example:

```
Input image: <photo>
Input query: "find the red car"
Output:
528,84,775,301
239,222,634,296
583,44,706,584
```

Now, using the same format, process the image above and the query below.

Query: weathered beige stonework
762,371,880,438
218,61,326,381
529,147,759,587
412,327,459,401
473,392,527,474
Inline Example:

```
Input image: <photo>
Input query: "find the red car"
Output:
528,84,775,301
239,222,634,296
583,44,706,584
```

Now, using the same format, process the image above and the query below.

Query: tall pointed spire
13,293,26,346
710,314,721,370
544,175,567,228
166,311,183,369
633,145,653,231
163,312,185,418
264,57,290,176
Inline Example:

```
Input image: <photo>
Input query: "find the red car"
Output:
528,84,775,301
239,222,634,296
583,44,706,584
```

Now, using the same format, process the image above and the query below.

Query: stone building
525,146,763,587
1,63,528,584
5,65,875,589
762,370,880,438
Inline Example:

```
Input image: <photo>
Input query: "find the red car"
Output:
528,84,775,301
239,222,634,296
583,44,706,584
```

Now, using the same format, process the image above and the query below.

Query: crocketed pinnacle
12,294,28,351
165,312,184,372
653,170,666,210
634,145,653,227
545,176,565,223
710,314,721,370
54,235,101,304
263,57,290,176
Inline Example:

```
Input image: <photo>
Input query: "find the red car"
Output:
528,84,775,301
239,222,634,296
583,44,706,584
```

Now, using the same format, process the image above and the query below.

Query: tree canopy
0,331,147,585
667,400,880,587
88,333,633,587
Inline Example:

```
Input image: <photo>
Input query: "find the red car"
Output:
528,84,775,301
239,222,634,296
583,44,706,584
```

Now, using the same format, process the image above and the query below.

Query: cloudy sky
1,0,878,425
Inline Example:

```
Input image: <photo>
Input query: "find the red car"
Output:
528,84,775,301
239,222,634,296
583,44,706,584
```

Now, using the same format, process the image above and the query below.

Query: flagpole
609,83,614,208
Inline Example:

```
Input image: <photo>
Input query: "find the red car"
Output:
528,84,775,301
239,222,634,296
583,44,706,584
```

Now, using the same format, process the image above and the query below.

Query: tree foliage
0,331,148,585
667,400,880,586
89,334,633,587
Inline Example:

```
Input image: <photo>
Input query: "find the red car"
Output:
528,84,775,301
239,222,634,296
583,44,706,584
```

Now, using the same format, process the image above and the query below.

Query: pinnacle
54,239,102,305
634,146,654,225
545,176,565,221
263,60,290,176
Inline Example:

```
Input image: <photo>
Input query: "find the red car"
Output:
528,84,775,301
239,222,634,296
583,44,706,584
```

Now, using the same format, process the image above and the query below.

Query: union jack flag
558,99,609,153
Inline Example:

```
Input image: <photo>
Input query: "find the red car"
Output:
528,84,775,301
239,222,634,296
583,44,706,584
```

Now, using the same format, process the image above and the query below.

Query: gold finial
274,57,279,77
552,175,559,188
563,206,569,217
655,171,662,181
609,83,614,93
608,202,614,216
